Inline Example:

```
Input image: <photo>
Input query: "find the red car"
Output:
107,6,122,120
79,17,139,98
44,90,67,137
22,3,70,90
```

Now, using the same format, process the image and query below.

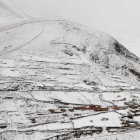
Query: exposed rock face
0,20,140,140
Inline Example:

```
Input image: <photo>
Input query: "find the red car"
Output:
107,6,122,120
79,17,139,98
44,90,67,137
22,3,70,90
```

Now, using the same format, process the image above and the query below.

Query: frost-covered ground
0,1,140,140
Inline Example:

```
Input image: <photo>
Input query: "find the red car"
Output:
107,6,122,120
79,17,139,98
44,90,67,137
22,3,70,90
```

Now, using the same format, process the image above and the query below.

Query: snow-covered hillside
0,0,40,26
0,19,140,140
0,1,140,140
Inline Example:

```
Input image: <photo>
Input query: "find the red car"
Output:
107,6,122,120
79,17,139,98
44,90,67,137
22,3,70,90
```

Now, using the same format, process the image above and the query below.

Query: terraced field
0,20,140,140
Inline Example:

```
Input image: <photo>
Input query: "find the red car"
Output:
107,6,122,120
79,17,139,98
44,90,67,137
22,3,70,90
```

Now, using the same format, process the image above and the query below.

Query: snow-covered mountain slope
0,0,23,26
1,0,41,18
0,0,40,26
0,20,140,140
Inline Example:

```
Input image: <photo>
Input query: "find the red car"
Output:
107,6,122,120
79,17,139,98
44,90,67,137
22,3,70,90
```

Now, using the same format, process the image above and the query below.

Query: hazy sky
9,0,140,57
